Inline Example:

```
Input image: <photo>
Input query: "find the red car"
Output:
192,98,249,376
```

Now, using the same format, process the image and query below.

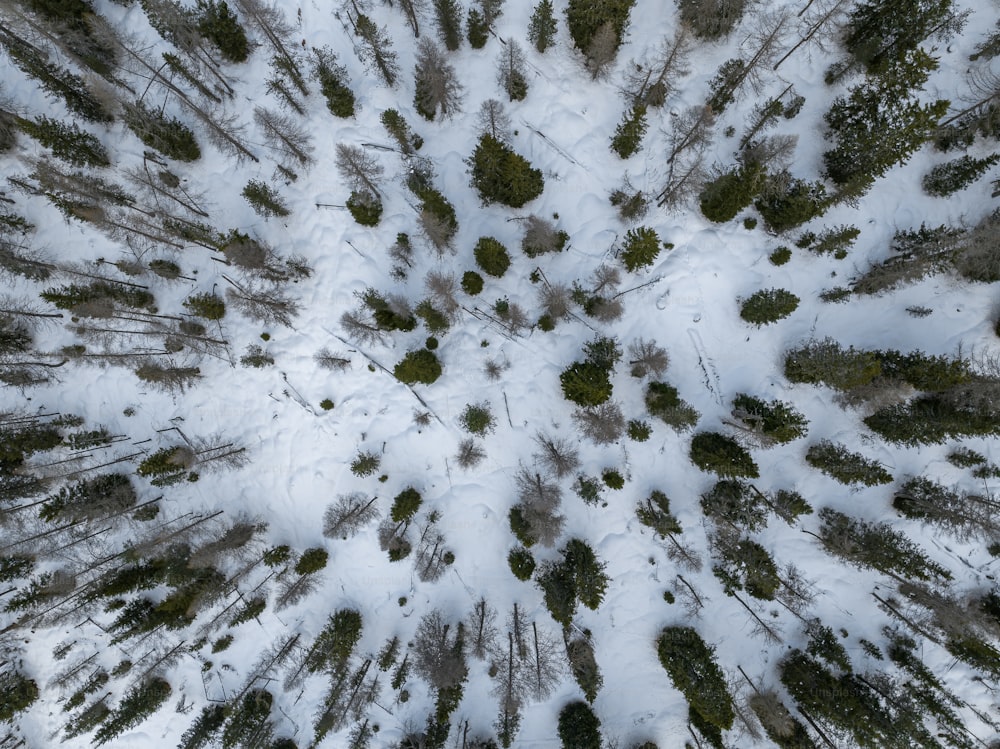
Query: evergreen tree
19,117,110,168
656,627,734,734
730,394,807,444
354,14,400,86
645,381,699,430
565,0,635,53
467,7,489,48
497,41,529,101
557,701,601,749
468,133,544,207
843,0,957,74
433,0,463,50
754,174,827,232
0,670,39,723
413,38,464,120
474,237,511,277
123,102,201,162
306,609,363,672
560,361,612,406
395,349,443,385
311,48,355,117
93,678,171,745
922,153,1000,196
699,163,764,222
221,690,274,749
197,0,249,62
806,440,892,485
619,225,660,270
380,109,423,154
739,288,799,325
610,103,648,158
689,432,759,478
242,179,290,218
528,0,557,52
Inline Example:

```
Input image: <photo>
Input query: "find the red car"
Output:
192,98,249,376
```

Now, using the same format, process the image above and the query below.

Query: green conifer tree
468,134,544,207
528,0,557,52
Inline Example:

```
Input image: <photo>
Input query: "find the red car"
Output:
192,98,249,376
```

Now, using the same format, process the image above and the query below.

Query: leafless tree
521,216,566,257
513,467,564,547
749,691,801,743
335,144,385,199
412,610,467,690
254,108,314,168
413,38,464,120
340,308,386,346
234,0,306,93
665,104,715,167
315,348,351,371
497,40,529,100
627,338,669,378
350,12,400,86
393,0,425,36
532,432,580,478
413,519,451,582
476,98,512,141
275,572,319,611
538,282,572,322
496,300,529,335
324,492,379,539
188,520,261,568
566,634,601,700
572,402,625,444
710,11,791,109
419,209,457,254
585,22,618,80
656,152,707,210
424,270,459,317
622,26,691,107
377,516,412,558
465,597,499,660
521,621,562,701
223,276,299,327
455,438,486,469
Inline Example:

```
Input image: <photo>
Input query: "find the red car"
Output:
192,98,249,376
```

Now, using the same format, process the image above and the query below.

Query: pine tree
242,179,290,218
179,705,226,749
805,440,892,486
619,225,660,270
656,627,734,734
19,117,110,168
699,163,765,222
565,0,635,54
0,670,39,723
395,349,442,384
689,432,759,478
311,48,355,117
413,38,464,120
557,701,601,749
467,7,489,48
528,0,557,52
610,103,647,158
739,288,800,325
497,41,529,101
196,0,249,62
922,153,1000,196
843,0,957,74
122,102,201,162
221,690,274,749
433,0,463,50
93,678,171,745
354,14,400,86
468,133,544,207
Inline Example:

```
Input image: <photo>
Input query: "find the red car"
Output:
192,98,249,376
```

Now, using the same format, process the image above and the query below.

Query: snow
3,0,1000,745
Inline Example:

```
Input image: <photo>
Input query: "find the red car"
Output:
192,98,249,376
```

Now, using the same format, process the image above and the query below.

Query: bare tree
521,621,562,701
513,467,564,547
315,348,351,371
335,144,384,199
497,40,529,100
622,27,691,107
585,22,617,80
532,432,580,478
413,38,464,120
465,597,498,660
707,11,791,111
340,308,386,346
394,0,425,36
627,338,669,378
476,98,512,141
324,492,379,539
254,107,314,168
234,0,306,93
351,13,400,86
538,282,572,322
455,438,486,469
413,519,451,582
224,278,300,327
425,270,459,317
572,402,625,444
412,610,467,690
521,216,567,257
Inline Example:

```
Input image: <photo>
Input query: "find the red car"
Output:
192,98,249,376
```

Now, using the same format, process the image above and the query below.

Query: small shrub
508,546,536,580
574,475,602,505
350,450,381,477
743,217,757,230
346,191,383,226
425,336,438,350
242,179,290,218
240,344,273,368
627,419,651,441
740,288,799,325
461,270,484,295
473,237,511,277
391,487,422,522
294,547,329,574
620,226,661,271
557,700,601,749
601,469,624,489
459,402,496,435
211,635,234,653
690,432,759,478
805,440,892,486
319,399,334,410
394,350,442,385
769,246,791,265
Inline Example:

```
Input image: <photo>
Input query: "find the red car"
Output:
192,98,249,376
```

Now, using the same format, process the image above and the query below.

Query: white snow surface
3,0,1000,745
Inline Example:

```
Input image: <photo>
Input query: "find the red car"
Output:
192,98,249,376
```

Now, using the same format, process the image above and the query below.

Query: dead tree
323,493,379,539
413,38,464,120
223,276,299,327
622,26,691,107
465,597,498,660
531,432,579,478
254,108,314,168
335,144,384,199
233,0,306,93
350,12,401,86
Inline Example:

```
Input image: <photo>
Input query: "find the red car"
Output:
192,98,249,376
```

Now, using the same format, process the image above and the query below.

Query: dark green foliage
699,480,768,532
474,237,511,277
380,109,423,154
137,446,192,486
601,469,624,489
460,403,495,435
656,627,734,733
566,636,603,702
627,420,651,441
679,0,746,39
582,336,621,370
796,225,860,258
0,670,38,723
689,432,759,478
461,271,484,295
730,394,808,444
64,671,108,712
707,58,746,113
361,288,416,332
212,634,234,652
19,117,109,168
346,191,383,226
39,473,136,523
416,301,449,334
947,446,986,467
197,0,249,62
537,539,610,626
574,475,602,506
312,49,355,117
242,180,290,218
351,450,380,477
876,349,971,390
784,338,882,391
395,349,443,385
509,505,536,547
699,163,764,223
755,177,827,233
306,609,363,672
179,705,226,749
221,690,274,749
64,699,110,739
739,288,799,325
818,507,951,581
0,422,62,472
609,184,649,220
864,392,1000,445
636,490,682,537
508,546,535,580
565,0,635,52
184,292,225,320
294,547,328,575
467,7,488,48
0,29,113,122
557,700,601,749
822,50,948,192
806,623,851,671
434,0,463,50
41,281,154,313
93,678,171,745
469,134,544,207
411,184,459,247
714,537,780,600
619,226,660,271
560,361,612,406
0,555,34,582
610,104,648,158
230,596,266,626
263,545,291,567
391,487,422,522
922,154,999,196
806,441,892,486
240,344,274,368
528,0,557,52
123,102,200,161
843,0,956,74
